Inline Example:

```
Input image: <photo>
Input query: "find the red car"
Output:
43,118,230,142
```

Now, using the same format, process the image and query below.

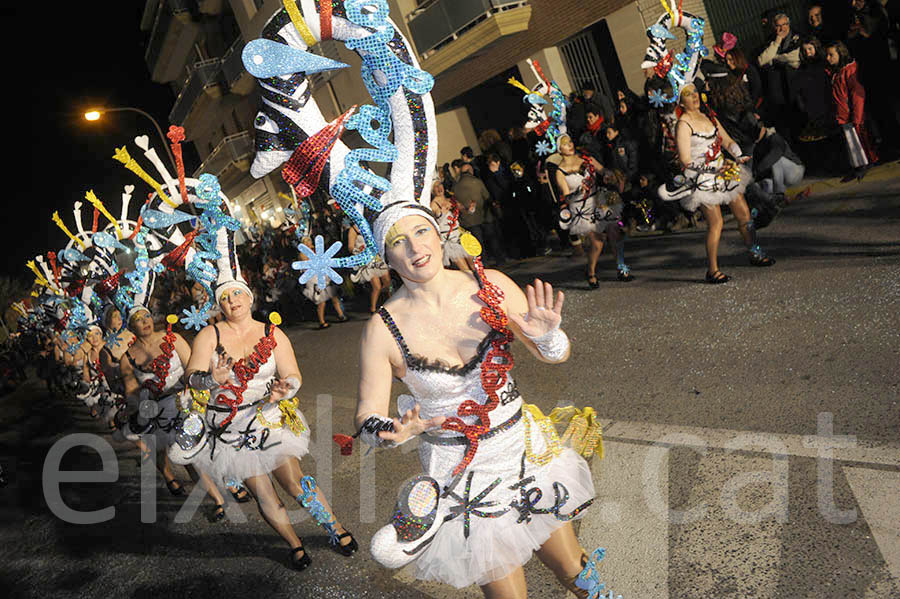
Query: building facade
141,0,796,226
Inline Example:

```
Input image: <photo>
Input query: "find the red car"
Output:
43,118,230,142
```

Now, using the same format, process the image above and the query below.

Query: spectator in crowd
508,125,532,167
747,128,808,228
603,123,639,185
713,31,738,65
567,87,596,141
848,0,898,148
478,129,513,166
454,162,507,265
460,146,481,178
725,47,764,111
577,103,606,162
758,13,803,137
704,61,762,155
794,36,835,146
806,4,838,43
450,158,465,184
825,40,879,178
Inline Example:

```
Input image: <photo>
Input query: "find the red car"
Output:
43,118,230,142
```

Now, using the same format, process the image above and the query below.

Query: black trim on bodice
377,307,502,376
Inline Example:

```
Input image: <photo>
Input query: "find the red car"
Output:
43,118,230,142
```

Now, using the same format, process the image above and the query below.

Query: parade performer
644,0,775,283
554,134,632,286
120,274,227,517
349,224,392,313
237,2,612,596
99,306,135,431
430,179,474,273
172,268,358,569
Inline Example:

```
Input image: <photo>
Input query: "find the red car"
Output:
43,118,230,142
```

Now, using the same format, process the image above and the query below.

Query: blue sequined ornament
292,235,343,289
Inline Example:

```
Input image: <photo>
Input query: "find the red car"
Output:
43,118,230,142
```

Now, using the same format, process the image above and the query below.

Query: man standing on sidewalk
454,163,506,266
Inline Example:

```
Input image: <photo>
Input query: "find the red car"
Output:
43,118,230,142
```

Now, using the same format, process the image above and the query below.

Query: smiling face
808,6,822,28
218,285,251,322
383,215,443,283
128,309,155,338
87,328,103,347
826,46,839,66
774,16,790,37
802,43,816,59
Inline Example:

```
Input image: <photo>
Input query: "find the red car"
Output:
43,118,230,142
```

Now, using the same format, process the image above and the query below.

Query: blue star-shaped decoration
105,332,123,349
648,89,669,108
649,23,676,40
292,235,343,289
535,139,552,156
180,304,209,331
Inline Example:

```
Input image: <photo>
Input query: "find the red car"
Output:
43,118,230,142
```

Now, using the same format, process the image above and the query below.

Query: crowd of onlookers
427,1,900,265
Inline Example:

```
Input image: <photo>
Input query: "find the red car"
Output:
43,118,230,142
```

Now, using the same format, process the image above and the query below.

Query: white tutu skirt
679,164,752,212
560,191,624,237
373,405,596,589
350,255,389,283
169,399,310,485
77,381,102,407
303,280,337,304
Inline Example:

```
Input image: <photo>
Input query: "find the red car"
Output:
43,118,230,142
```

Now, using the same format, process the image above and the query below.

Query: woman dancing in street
173,279,358,570
673,83,775,283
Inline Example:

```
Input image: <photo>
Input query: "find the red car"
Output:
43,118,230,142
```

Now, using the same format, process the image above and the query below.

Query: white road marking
842,466,900,579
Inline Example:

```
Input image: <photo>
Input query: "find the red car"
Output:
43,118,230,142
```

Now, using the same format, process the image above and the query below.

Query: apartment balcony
194,131,254,189
407,0,532,77
221,35,255,95
169,59,224,128
145,0,202,83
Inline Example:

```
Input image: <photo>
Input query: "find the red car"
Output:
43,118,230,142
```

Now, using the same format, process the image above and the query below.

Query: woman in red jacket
825,41,878,178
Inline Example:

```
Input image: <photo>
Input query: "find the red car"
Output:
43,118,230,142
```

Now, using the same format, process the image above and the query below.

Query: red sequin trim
214,327,278,428
142,324,176,396
441,257,515,476
320,1,332,40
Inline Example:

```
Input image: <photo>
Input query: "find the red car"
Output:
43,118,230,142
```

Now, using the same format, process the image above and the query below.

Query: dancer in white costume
173,278,358,570
356,212,603,599
430,179,473,273
121,307,227,519
349,225,392,313
673,83,775,283
553,134,632,286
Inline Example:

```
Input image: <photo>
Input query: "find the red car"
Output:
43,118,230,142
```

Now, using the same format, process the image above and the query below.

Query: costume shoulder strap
377,307,412,365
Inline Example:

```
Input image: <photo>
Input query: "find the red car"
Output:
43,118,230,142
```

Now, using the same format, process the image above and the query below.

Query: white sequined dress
168,324,310,485
672,122,752,212
558,165,623,236
371,304,595,588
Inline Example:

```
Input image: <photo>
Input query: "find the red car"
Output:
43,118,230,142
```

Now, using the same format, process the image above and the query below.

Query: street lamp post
84,107,177,173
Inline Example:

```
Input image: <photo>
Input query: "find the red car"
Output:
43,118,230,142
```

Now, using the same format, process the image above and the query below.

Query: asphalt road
2,166,899,599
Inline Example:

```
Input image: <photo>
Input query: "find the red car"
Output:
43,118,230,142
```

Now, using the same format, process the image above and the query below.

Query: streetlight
84,107,177,172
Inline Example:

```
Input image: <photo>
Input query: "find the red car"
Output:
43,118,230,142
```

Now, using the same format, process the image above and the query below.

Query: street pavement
2,164,899,598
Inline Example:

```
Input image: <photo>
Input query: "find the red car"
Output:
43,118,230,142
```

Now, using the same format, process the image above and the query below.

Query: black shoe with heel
166,479,187,497
290,543,311,571
212,504,225,522
334,531,359,556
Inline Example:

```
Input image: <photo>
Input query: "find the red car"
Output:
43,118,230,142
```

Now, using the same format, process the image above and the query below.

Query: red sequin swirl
441,258,515,476
141,324,176,397
214,327,278,429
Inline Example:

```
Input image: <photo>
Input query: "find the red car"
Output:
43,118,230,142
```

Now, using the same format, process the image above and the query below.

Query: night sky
12,4,199,281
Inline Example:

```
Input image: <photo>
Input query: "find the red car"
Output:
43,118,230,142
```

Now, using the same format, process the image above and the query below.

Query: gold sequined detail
256,397,307,435
522,404,563,465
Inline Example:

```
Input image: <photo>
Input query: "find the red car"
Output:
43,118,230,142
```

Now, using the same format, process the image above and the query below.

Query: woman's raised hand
268,378,293,403
509,278,564,338
212,346,233,384
379,404,446,445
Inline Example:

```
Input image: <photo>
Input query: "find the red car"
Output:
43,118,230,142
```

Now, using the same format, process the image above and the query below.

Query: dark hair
486,152,501,164
799,35,824,65
725,48,750,72
585,103,603,117
451,158,464,170
460,146,474,159
707,73,752,114
824,40,852,69
478,129,502,152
